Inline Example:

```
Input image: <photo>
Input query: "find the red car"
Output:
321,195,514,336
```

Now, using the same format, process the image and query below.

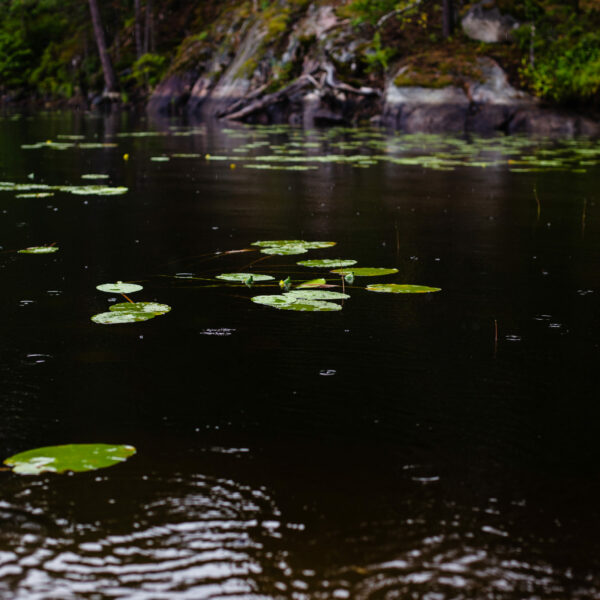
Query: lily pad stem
121,293,135,304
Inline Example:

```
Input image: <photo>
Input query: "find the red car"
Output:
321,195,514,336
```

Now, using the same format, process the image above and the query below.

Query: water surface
0,112,599,599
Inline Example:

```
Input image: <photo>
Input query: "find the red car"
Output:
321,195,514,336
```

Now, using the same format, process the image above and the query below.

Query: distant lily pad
297,259,357,268
285,290,349,301
216,273,275,282
150,156,170,162
61,185,128,196
18,246,58,254
91,311,155,324
252,240,336,250
366,284,441,294
109,302,171,315
4,443,136,475
15,192,54,198
260,245,308,255
96,282,143,294
331,268,398,277
252,295,342,311
81,174,109,179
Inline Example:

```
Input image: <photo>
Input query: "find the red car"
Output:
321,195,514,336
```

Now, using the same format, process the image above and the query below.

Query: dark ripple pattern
0,475,291,599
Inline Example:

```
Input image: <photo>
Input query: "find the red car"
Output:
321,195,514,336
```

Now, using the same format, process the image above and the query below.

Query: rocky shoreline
145,4,598,137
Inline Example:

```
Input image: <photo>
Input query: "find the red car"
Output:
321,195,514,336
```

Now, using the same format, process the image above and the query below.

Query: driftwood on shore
219,62,381,122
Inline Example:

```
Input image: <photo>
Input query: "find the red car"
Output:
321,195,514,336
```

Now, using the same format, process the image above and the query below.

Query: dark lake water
0,111,599,599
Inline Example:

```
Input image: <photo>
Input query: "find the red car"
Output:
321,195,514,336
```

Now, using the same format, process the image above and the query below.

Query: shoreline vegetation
0,1,598,135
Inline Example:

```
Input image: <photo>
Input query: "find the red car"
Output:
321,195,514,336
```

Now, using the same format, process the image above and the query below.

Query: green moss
239,57,258,78
393,49,484,88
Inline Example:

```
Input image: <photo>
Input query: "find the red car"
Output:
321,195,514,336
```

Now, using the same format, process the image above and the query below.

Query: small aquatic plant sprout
4,443,136,475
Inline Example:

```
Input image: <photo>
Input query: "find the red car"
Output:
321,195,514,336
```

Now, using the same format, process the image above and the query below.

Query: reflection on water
0,474,597,599
0,473,290,599
0,112,599,598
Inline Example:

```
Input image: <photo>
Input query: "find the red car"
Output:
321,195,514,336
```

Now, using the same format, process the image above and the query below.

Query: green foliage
339,0,398,26
131,53,169,90
0,31,33,88
515,12,600,103
364,32,396,72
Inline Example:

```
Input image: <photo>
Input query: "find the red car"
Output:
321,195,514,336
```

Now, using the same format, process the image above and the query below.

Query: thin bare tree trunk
144,0,154,54
442,0,454,38
134,0,142,58
88,0,118,93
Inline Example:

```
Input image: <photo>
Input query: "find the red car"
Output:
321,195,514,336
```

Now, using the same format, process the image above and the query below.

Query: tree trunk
442,0,454,38
134,0,142,59
88,0,118,93
144,0,154,54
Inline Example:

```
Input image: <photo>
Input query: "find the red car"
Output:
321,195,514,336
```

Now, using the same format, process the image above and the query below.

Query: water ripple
0,474,291,599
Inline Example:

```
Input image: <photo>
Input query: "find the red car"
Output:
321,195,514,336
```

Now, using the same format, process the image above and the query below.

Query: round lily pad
91,311,156,324
62,185,128,196
285,290,349,301
109,302,171,315
252,240,336,249
81,174,109,179
297,259,357,268
216,273,275,282
251,295,294,308
18,246,59,254
96,282,143,294
366,284,441,294
4,443,136,475
297,278,327,288
15,192,54,198
331,268,398,277
251,295,342,311
260,245,308,255
280,300,342,312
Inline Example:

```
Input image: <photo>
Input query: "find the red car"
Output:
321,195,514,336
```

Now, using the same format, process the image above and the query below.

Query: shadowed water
0,111,599,599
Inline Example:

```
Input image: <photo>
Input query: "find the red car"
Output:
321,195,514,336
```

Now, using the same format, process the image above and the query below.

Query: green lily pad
15,192,55,198
297,278,327,288
252,240,336,249
91,311,156,324
366,284,441,294
252,295,342,311
151,156,170,162
260,245,308,255
4,443,136,475
96,282,143,294
109,302,171,315
297,259,357,268
18,246,59,254
61,185,128,196
331,268,398,277
216,273,275,282
81,174,109,179
285,290,349,301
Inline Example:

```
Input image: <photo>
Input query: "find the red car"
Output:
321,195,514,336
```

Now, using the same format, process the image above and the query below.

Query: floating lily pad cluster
91,282,171,325
0,180,127,196
206,126,600,173
211,240,442,313
252,240,336,256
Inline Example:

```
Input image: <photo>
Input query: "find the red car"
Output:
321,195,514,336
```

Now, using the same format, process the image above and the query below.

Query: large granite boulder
461,1,520,43
383,85,470,133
